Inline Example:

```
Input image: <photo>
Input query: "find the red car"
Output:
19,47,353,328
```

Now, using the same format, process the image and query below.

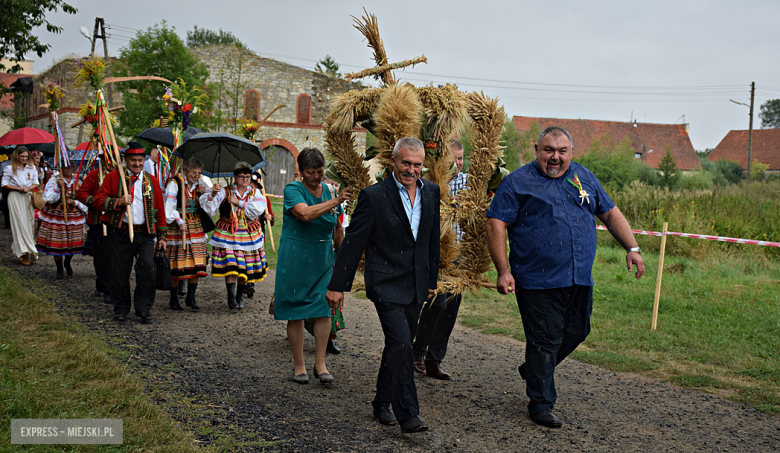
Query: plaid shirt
449,172,468,242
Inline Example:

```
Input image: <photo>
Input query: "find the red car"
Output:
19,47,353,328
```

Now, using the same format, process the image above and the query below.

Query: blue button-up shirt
392,172,423,241
486,161,615,289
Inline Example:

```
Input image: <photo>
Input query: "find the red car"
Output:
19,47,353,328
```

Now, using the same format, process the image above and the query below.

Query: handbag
198,206,215,233
30,188,45,210
153,250,172,291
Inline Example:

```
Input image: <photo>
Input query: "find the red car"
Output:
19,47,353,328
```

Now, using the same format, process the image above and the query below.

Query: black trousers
373,298,423,424
1,188,10,228
87,223,112,295
108,227,156,317
515,285,593,414
413,292,462,365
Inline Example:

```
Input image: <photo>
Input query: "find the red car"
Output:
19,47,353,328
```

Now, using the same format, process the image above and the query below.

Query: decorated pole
49,112,68,223
259,182,275,252
99,91,133,242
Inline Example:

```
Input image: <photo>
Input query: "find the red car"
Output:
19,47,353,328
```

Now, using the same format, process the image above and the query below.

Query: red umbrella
0,127,55,146
75,141,89,151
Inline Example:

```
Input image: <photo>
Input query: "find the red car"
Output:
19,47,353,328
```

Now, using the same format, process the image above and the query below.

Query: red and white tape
596,225,780,248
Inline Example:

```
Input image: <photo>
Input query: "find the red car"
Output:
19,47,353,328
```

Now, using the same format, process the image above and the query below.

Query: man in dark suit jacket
327,137,440,434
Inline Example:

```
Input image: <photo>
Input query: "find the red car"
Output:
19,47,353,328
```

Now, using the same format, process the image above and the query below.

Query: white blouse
1,164,39,189
42,175,87,213
200,185,266,220
164,178,208,225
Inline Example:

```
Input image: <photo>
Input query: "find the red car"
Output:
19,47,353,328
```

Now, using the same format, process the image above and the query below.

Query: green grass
459,245,780,413
0,268,207,452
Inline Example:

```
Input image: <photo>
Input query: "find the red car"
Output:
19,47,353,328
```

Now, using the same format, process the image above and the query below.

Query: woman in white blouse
202,162,268,310
1,147,39,265
163,157,211,310
36,165,88,278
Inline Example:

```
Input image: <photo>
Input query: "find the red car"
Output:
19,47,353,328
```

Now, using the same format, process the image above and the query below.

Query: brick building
708,129,780,175
513,116,701,171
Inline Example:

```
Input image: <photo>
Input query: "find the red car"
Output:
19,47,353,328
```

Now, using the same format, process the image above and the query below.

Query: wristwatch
627,247,641,254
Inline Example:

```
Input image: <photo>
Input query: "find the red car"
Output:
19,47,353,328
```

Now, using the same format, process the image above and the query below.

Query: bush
714,160,743,184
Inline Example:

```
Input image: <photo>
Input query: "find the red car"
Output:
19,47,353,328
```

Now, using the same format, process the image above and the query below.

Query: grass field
0,268,206,452
459,243,780,413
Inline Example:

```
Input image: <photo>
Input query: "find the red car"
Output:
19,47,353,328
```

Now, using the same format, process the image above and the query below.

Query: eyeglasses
235,175,251,180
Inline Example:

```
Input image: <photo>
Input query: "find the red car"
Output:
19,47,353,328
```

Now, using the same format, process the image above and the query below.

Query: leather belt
121,222,146,233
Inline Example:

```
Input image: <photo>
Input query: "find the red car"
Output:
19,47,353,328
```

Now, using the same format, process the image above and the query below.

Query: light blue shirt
392,172,423,241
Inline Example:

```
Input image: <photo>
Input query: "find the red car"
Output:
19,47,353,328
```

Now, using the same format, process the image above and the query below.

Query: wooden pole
100,98,133,242
98,158,107,236
651,221,669,330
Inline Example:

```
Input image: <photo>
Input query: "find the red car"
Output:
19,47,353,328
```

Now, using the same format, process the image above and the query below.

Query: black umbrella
24,141,71,156
173,132,266,179
135,126,205,149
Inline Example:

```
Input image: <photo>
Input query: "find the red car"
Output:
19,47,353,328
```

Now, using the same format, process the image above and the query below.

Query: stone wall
190,45,363,125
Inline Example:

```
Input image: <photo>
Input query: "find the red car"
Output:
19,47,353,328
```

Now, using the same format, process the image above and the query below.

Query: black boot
226,282,238,310
236,284,246,309
169,288,184,310
64,255,73,276
177,279,187,296
245,282,255,298
185,283,199,310
54,257,64,279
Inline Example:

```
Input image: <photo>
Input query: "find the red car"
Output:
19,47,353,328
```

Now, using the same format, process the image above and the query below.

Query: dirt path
3,227,779,452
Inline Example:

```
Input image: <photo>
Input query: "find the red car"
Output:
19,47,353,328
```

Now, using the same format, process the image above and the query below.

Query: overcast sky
30,0,780,150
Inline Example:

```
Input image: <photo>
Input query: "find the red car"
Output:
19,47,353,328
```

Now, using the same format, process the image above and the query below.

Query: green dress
274,181,343,321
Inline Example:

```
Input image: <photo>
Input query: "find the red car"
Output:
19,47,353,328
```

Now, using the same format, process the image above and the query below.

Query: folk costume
1,163,39,264
163,174,209,309
36,172,87,278
76,168,113,302
203,183,267,309
94,145,166,323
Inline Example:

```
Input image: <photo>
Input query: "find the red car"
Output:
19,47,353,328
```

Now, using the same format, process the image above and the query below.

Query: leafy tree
113,22,209,138
186,26,248,50
1,1,77,73
517,120,541,164
759,99,780,129
658,147,679,188
500,116,522,171
750,160,769,181
315,55,341,78
207,44,253,132
575,136,645,193
714,160,743,184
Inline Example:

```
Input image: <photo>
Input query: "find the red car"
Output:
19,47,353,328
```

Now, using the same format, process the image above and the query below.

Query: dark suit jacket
328,175,440,304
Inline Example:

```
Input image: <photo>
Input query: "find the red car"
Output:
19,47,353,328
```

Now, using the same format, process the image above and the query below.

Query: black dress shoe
400,416,428,433
139,312,152,324
372,403,397,425
413,352,426,374
425,363,452,380
518,363,527,380
530,411,562,428
326,339,341,354
113,314,126,322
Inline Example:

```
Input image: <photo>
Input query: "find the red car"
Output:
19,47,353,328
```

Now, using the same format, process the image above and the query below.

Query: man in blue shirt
486,126,645,428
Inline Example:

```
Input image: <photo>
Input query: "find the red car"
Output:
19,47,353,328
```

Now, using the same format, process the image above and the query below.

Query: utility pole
747,81,755,179
91,18,113,106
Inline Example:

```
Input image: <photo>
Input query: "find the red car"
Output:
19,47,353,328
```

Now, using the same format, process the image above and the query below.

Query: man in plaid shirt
413,140,467,380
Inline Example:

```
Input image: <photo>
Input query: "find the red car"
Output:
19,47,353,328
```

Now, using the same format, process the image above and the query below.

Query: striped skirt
36,204,86,256
209,217,267,284
166,213,209,280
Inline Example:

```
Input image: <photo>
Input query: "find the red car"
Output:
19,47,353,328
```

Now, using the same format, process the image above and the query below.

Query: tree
315,55,341,78
0,0,77,73
206,45,253,132
658,147,679,188
517,120,541,164
759,99,780,129
500,116,522,171
186,26,248,50
113,22,209,138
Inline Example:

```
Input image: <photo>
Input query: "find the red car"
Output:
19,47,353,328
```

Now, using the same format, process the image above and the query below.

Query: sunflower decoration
75,54,107,90
163,79,207,130
43,81,64,111
235,119,260,140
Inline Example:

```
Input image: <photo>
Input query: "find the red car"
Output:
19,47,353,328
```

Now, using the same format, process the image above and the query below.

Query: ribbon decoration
567,174,590,205
52,112,70,168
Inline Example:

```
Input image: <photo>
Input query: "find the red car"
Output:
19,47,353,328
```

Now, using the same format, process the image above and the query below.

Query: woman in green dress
274,148,352,384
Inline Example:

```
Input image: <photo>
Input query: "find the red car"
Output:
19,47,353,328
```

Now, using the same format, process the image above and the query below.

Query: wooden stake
98,158,107,236
100,99,133,242
651,221,669,330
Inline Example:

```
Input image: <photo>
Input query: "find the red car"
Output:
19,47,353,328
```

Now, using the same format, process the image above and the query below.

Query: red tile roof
0,73,31,109
708,129,780,171
513,116,701,170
